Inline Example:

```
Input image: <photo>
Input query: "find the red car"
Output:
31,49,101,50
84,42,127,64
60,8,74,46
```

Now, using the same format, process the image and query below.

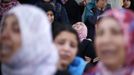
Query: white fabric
1,5,59,75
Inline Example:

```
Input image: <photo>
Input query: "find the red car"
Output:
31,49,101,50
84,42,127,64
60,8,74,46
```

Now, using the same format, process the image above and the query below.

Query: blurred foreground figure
84,9,134,75
0,5,58,75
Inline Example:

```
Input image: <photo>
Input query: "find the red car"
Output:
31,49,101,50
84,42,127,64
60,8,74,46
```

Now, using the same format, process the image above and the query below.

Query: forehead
56,31,77,41
97,17,120,29
3,14,18,24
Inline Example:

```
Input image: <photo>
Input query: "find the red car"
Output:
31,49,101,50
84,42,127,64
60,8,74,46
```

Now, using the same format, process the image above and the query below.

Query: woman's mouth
100,48,117,57
0,43,12,55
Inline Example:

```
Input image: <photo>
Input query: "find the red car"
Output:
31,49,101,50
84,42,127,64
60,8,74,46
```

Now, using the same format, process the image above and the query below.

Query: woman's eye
57,41,65,45
111,28,122,36
0,24,6,33
12,22,20,33
96,30,104,37
70,42,77,48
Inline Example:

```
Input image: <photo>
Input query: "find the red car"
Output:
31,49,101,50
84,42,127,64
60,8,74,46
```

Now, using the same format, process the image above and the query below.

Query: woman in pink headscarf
84,9,134,75
72,22,96,64
0,0,20,20
72,22,88,42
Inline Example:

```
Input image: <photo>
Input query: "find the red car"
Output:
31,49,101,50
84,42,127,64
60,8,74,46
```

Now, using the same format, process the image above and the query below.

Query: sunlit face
95,18,125,69
54,31,78,69
0,15,21,63
47,11,54,24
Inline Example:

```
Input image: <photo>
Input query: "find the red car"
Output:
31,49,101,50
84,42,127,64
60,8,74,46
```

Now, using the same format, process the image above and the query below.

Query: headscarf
36,2,55,14
86,9,134,75
1,5,59,75
0,0,20,17
72,22,87,42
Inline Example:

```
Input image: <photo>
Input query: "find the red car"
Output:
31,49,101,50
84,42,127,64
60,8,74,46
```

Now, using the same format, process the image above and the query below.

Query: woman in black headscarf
36,0,70,24
57,0,83,24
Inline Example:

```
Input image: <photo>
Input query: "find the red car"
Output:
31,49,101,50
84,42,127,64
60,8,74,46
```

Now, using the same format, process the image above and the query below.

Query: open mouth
60,52,71,60
0,43,12,55
100,48,117,57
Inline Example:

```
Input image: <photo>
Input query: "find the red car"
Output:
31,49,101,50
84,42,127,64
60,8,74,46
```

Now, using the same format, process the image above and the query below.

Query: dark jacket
78,39,96,62
85,6,110,40
58,0,83,24
55,70,70,75
18,0,37,4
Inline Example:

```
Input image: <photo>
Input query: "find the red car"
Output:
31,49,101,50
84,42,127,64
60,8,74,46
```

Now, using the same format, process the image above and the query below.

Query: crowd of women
0,0,134,75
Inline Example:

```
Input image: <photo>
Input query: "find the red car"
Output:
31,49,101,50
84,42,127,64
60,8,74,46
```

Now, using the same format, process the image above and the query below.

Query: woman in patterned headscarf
72,22,88,42
84,9,134,75
72,22,96,64
0,5,58,75
0,0,20,20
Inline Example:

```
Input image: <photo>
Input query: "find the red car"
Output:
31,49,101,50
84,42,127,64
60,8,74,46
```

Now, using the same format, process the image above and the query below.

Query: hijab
0,0,19,17
89,9,134,75
72,22,87,42
1,5,59,75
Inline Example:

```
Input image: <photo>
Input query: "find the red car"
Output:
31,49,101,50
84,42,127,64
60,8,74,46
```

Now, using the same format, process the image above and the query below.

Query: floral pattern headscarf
72,22,88,42
0,0,20,17
84,9,134,75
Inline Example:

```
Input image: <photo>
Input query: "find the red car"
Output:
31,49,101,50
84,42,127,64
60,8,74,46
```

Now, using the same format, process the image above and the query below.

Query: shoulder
55,70,71,75
84,64,97,75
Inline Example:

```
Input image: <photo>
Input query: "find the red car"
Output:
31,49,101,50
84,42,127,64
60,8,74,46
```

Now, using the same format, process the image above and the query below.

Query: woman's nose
1,29,10,40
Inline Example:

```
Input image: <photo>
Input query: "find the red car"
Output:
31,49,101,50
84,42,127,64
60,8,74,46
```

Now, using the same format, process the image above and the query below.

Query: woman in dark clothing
36,0,70,24
130,0,134,11
57,0,83,24
36,2,55,24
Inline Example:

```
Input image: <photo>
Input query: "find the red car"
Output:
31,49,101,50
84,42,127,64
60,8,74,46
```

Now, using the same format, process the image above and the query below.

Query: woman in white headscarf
0,5,58,75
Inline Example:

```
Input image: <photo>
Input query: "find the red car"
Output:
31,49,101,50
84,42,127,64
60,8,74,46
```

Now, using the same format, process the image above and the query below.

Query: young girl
52,25,86,75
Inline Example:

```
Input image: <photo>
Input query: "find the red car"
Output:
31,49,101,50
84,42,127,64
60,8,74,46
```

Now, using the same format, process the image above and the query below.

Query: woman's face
97,0,107,9
54,31,78,69
123,0,131,8
47,11,54,24
95,18,126,69
73,22,84,31
0,15,21,63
